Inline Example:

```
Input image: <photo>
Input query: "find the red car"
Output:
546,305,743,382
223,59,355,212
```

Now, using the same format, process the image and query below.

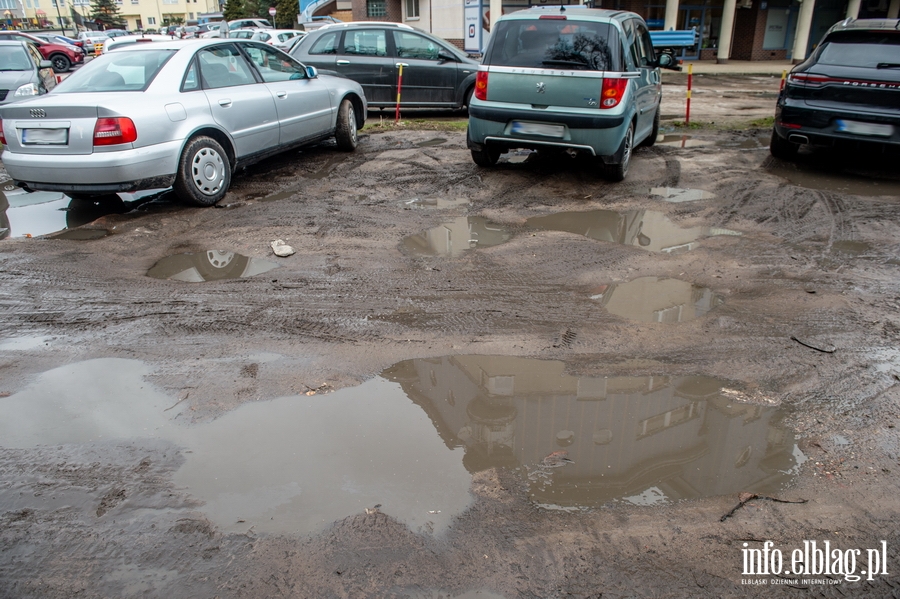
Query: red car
0,31,84,73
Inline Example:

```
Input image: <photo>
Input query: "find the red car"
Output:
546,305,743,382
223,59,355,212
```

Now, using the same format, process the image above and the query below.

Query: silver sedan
0,38,367,206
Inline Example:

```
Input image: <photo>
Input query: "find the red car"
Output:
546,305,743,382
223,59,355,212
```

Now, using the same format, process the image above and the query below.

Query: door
240,42,334,144
631,20,661,142
390,30,458,106
197,44,280,158
335,28,395,105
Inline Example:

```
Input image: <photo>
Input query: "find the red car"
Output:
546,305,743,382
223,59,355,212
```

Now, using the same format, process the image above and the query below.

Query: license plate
510,121,565,138
22,128,68,145
835,120,894,137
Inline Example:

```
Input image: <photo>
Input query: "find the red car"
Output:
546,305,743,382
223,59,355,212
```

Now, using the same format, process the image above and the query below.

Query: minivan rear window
485,19,622,71
817,32,900,68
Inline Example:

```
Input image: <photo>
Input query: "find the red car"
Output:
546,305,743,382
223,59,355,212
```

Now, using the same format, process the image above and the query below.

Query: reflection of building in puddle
649,187,716,203
590,277,723,323
147,250,280,282
525,209,740,254
402,216,512,257
383,356,800,508
0,187,163,239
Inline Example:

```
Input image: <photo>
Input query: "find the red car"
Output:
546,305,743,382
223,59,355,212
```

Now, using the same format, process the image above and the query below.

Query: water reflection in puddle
148,251,280,282
382,356,802,509
525,209,740,254
0,359,472,536
402,197,471,210
0,357,802,532
589,277,723,323
650,187,716,203
402,216,512,257
415,138,447,148
0,187,165,239
656,135,710,148
831,240,872,256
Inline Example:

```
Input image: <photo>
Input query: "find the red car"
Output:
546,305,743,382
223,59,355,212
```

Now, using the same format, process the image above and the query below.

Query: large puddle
0,357,802,533
524,209,740,254
0,186,165,239
403,210,740,257
147,251,280,282
590,277,722,323
402,216,513,257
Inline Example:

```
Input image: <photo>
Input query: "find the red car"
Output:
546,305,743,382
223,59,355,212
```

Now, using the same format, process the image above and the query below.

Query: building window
405,0,418,19
148,16,156,24
366,0,386,17
131,0,139,4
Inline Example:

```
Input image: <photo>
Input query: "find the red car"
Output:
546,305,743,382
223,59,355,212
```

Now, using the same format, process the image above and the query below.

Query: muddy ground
1,75,900,599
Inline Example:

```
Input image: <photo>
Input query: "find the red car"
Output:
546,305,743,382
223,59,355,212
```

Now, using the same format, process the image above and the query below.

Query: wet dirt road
2,108,900,597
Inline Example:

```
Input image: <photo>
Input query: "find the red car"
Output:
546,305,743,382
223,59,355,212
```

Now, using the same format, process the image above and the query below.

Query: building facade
341,0,899,60
11,0,221,32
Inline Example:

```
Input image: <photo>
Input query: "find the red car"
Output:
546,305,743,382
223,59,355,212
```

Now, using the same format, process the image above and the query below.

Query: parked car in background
466,6,679,179
300,16,343,31
228,28,259,40
770,18,900,160
77,31,109,54
252,29,306,48
0,39,367,206
32,33,86,55
183,26,201,39
102,34,183,53
281,33,308,54
0,40,56,106
104,29,132,39
228,18,273,30
0,31,84,72
291,22,479,110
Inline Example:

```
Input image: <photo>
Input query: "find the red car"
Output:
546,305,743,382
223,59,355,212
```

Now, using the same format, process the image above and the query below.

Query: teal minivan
467,6,679,180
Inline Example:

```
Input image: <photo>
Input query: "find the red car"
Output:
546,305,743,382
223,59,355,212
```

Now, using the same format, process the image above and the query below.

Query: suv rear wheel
769,130,799,161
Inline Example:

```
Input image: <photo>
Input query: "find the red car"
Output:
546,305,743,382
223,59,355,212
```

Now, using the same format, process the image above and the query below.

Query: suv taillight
93,117,137,146
787,73,832,87
475,71,488,101
0,118,6,146
600,78,628,109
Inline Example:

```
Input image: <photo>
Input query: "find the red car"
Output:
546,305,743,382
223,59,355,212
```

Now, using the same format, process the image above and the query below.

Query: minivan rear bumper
468,103,630,157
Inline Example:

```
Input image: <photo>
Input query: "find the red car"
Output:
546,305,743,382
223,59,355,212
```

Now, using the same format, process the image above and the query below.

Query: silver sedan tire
334,98,358,152
174,136,231,207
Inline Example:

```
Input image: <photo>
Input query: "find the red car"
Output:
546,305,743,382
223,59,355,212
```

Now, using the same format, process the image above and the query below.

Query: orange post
685,63,693,126
779,69,787,92
394,63,405,123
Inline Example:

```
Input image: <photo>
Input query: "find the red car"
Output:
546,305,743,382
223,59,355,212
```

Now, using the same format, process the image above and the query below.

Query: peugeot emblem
29,109,46,118
536,82,545,94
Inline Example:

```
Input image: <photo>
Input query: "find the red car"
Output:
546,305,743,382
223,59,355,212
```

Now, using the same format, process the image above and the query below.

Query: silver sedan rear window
54,49,176,92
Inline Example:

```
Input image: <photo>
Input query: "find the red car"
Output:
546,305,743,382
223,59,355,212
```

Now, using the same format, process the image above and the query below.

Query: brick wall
352,0,402,22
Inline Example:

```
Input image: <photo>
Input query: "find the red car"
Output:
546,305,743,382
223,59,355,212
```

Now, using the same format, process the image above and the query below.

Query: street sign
268,7,276,16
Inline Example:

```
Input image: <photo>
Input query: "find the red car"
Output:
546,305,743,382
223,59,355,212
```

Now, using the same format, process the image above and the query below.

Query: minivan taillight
0,118,6,146
600,78,628,109
93,117,137,146
475,70,488,101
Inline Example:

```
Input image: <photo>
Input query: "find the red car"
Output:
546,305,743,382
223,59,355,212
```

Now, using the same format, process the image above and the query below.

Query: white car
252,29,306,48
101,34,181,53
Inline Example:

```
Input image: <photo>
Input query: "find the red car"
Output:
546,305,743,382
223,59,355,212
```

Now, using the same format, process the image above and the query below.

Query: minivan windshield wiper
876,62,900,69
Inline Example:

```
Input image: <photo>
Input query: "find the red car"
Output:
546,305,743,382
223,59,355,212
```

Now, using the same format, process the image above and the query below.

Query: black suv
771,19,900,159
